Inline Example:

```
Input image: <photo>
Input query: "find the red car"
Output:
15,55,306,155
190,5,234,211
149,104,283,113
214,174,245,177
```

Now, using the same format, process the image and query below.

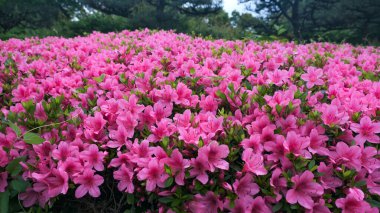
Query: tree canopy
0,0,379,44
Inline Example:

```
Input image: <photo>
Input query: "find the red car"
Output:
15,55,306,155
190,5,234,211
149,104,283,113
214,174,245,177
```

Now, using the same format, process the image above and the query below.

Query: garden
0,29,379,212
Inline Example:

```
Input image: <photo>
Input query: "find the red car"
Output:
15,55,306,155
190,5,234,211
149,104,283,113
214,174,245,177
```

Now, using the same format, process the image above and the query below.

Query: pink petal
286,189,297,204
298,195,314,209
75,185,88,198
89,186,101,197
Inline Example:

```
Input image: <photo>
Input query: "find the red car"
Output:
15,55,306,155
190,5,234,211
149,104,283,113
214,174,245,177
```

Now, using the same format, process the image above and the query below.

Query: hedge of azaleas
0,30,380,212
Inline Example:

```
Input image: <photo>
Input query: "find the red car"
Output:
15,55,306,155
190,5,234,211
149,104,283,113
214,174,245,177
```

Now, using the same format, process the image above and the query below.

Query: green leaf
272,202,283,212
354,180,367,187
215,90,227,101
198,138,204,147
21,99,35,114
275,105,282,115
189,68,196,75
308,160,316,170
127,194,134,205
164,164,172,175
162,137,169,148
164,177,174,188
93,74,105,83
158,196,174,204
366,198,380,208
8,122,21,137
241,91,248,103
6,157,26,176
10,179,29,192
0,190,10,213
343,170,352,179
23,132,45,144
227,83,235,94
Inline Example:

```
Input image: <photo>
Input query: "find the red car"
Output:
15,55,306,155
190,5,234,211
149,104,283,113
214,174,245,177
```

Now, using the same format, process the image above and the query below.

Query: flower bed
0,30,379,212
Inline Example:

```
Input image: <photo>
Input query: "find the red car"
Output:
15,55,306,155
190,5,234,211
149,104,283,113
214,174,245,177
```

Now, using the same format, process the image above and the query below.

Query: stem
18,114,78,139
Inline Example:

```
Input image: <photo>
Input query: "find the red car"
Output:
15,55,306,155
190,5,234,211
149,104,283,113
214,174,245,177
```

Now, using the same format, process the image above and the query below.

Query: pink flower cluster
0,29,379,212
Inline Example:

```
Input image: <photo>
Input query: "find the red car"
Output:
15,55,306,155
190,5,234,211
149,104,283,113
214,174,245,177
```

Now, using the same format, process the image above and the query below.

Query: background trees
0,0,379,44
240,0,380,44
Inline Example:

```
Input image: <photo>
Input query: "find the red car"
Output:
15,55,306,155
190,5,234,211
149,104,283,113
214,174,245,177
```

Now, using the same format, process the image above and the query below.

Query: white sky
223,0,247,15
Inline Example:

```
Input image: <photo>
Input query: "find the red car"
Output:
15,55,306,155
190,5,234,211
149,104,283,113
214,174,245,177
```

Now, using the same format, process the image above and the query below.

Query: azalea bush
0,29,380,212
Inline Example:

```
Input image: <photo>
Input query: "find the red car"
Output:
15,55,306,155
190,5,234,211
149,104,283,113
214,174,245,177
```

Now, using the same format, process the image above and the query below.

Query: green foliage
23,132,45,144
241,0,380,44
0,0,379,44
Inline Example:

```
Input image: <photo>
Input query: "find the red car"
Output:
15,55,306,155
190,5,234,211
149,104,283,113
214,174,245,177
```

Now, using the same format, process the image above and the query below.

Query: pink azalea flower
116,111,138,138
100,98,119,123
317,162,342,190
166,149,190,185
286,171,324,209
307,128,329,155
0,172,8,192
178,127,200,145
199,116,224,135
152,146,169,163
156,85,178,106
58,157,83,178
32,168,69,198
109,152,131,168
190,155,210,184
80,144,107,171
114,164,134,193
270,168,287,200
12,85,31,102
199,95,219,113
232,196,255,213
260,125,277,143
284,131,311,159
350,116,380,145
74,169,104,198
247,115,275,135
33,141,56,160
198,141,229,172
119,94,144,116
44,169,69,198
368,169,380,196
249,196,272,213
34,102,48,121
264,135,287,162
129,139,153,167
301,67,324,88
240,134,263,153
173,109,192,128
361,146,380,173
151,102,173,122
175,82,193,106
52,142,79,162
108,126,132,148
138,105,155,129
137,158,168,191
84,112,107,141
330,142,362,171
148,118,176,142
233,173,260,197
242,148,267,175
336,188,372,213
275,115,298,133
189,191,223,213
305,199,331,213
19,187,48,208
320,104,349,126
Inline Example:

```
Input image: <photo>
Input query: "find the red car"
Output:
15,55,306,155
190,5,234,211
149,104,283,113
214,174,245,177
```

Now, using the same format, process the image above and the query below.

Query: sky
223,0,247,15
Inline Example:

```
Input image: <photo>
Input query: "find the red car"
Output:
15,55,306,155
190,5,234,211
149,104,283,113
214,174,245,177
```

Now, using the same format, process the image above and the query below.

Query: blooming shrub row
0,29,379,212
